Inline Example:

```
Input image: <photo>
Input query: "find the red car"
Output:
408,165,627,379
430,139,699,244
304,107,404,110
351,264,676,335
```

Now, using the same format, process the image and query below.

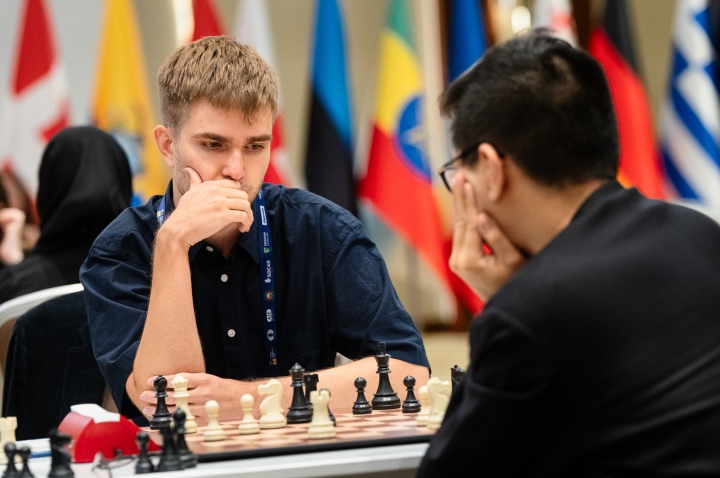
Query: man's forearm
130,225,205,402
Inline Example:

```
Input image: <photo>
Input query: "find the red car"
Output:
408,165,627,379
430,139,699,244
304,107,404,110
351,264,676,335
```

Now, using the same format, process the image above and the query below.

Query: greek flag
660,0,720,221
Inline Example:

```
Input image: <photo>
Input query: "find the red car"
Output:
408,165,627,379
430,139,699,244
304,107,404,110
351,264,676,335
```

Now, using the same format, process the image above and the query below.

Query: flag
660,0,720,220
304,0,356,215
532,0,577,47
359,0,450,297
192,0,225,41
234,0,295,187
0,0,69,195
93,0,168,203
588,0,665,199
444,0,489,315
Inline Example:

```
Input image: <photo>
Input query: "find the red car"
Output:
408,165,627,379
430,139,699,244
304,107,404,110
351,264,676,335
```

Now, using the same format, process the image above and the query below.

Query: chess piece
287,364,313,424
237,394,260,435
352,377,372,415
157,423,183,472
308,390,336,439
16,446,32,478
0,417,18,465
48,429,74,478
150,375,172,430
203,400,226,442
371,342,401,410
304,373,319,407
258,379,287,429
427,378,452,431
172,374,197,434
173,409,197,469
134,431,155,474
320,388,336,426
401,376,421,414
451,365,466,394
416,385,430,427
2,443,18,478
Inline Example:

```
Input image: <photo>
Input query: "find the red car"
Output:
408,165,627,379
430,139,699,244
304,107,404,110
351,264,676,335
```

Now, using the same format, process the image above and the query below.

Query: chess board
149,410,434,463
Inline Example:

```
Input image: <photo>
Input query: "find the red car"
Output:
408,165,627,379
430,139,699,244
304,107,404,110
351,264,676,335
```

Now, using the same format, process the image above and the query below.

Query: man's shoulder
263,184,360,229
90,195,161,253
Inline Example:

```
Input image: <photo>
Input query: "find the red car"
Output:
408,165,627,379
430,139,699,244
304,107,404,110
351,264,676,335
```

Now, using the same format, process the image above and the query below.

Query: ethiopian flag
359,0,450,291
93,0,169,203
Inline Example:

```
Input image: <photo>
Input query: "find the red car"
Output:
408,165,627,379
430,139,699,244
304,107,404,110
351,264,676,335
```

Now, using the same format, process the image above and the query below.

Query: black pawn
48,429,74,478
451,365,466,394
157,424,183,472
173,409,197,469
304,373,319,408
320,388,336,426
135,431,155,474
150,375,172,430
287,364,313,424
3,443,19,478
352,377,372,415
17,447,32,478
401,376,421,413
371,342,400,410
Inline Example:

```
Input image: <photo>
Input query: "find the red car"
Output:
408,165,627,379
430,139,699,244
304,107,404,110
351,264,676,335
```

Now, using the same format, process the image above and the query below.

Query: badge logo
266,309,273,322
265,291,274,301
266,329,275,341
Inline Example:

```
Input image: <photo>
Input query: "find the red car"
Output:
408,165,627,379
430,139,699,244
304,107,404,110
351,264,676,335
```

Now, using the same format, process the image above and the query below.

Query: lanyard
156,190,279,377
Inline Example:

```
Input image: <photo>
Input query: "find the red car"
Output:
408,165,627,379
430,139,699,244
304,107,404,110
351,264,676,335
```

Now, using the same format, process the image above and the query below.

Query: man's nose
223,150,245,180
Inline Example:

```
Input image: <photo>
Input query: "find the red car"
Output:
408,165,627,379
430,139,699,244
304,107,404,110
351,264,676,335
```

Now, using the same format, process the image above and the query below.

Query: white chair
0,283,84,403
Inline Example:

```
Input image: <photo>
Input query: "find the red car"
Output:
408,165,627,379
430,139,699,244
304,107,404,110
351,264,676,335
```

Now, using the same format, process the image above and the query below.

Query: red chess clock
58,404,160,463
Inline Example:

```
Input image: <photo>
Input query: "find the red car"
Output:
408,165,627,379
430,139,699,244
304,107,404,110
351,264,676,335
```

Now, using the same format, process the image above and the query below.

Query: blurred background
0,0,717,379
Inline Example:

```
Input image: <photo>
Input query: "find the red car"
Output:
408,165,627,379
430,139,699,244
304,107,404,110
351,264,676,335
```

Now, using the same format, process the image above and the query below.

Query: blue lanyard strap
256,189,279,377
156,191,279,377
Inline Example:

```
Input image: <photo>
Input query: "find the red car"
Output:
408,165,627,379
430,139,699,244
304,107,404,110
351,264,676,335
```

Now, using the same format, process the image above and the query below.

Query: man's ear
479,143,505,202
154,125,175,167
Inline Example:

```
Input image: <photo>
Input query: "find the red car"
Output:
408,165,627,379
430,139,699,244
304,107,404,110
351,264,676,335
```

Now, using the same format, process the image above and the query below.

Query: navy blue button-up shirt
81,182,429,418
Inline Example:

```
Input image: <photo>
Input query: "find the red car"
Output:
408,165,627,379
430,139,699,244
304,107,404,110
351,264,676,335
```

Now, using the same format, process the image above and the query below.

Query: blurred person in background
0,170,40,267
0,126,132,304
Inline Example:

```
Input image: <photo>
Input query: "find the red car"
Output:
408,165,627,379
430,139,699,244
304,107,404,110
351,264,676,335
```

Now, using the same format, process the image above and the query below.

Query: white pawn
258,379,286,429
427,379,451,431
172,375,197,434
416,385,431,427
308,390,335,439
0,417,17,464
203,400,225,442
237,394,260,435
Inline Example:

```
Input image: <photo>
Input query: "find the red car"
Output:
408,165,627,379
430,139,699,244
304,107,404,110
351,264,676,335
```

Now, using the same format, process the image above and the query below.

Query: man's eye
205,142,222,149
248,144,264,151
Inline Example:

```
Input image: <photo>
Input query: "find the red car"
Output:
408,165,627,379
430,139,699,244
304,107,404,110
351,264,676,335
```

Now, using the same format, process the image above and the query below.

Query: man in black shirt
420,30,720,476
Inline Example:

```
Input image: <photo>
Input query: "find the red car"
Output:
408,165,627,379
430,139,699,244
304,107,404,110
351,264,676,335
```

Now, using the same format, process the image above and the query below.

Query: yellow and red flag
359,0,450,296
93,0,168,203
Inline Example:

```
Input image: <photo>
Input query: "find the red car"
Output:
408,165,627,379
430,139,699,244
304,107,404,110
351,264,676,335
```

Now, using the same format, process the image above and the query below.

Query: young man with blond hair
82,36,429,421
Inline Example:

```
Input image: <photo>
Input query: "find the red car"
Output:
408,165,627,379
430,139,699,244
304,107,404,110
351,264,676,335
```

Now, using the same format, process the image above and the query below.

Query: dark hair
440,29,619,187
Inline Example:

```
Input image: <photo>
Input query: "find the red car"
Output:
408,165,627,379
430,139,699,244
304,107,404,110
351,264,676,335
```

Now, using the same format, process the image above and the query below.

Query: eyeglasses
437,141,503,192
438,143,479,192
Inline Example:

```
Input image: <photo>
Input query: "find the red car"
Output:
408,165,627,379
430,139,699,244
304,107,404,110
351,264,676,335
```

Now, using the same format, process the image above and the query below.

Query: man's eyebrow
192,132,231,143
246,134,272,144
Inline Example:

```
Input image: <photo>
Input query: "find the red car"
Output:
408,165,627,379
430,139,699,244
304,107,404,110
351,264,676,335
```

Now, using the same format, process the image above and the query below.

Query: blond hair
158,36,279,133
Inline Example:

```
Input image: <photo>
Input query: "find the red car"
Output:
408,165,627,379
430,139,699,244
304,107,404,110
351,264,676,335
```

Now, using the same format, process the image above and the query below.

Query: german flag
588,0,665,199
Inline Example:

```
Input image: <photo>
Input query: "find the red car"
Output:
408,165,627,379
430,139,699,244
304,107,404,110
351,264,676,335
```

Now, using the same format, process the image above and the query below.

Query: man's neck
503,178,608,256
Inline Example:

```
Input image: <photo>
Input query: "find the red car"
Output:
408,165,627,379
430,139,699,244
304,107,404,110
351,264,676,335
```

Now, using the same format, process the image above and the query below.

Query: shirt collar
162,181,261,265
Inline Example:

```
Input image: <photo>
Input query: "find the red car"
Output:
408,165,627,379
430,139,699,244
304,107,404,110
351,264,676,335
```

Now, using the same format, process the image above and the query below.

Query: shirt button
227,329,236,338
205,245,214,252
220,274,228,282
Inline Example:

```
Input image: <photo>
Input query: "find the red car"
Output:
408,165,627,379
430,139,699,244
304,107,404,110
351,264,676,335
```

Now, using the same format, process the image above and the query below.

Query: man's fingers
477,213,524,267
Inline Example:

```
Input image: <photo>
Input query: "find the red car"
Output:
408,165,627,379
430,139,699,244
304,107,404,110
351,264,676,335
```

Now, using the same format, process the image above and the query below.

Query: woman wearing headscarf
0,126,132,304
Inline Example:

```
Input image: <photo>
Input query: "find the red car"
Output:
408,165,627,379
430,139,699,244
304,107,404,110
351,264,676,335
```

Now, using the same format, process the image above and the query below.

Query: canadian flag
234,0,296,187
0,0,70,195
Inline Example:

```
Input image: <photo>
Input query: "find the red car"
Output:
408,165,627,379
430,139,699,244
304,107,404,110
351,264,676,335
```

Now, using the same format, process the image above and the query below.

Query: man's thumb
185,168,202,188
